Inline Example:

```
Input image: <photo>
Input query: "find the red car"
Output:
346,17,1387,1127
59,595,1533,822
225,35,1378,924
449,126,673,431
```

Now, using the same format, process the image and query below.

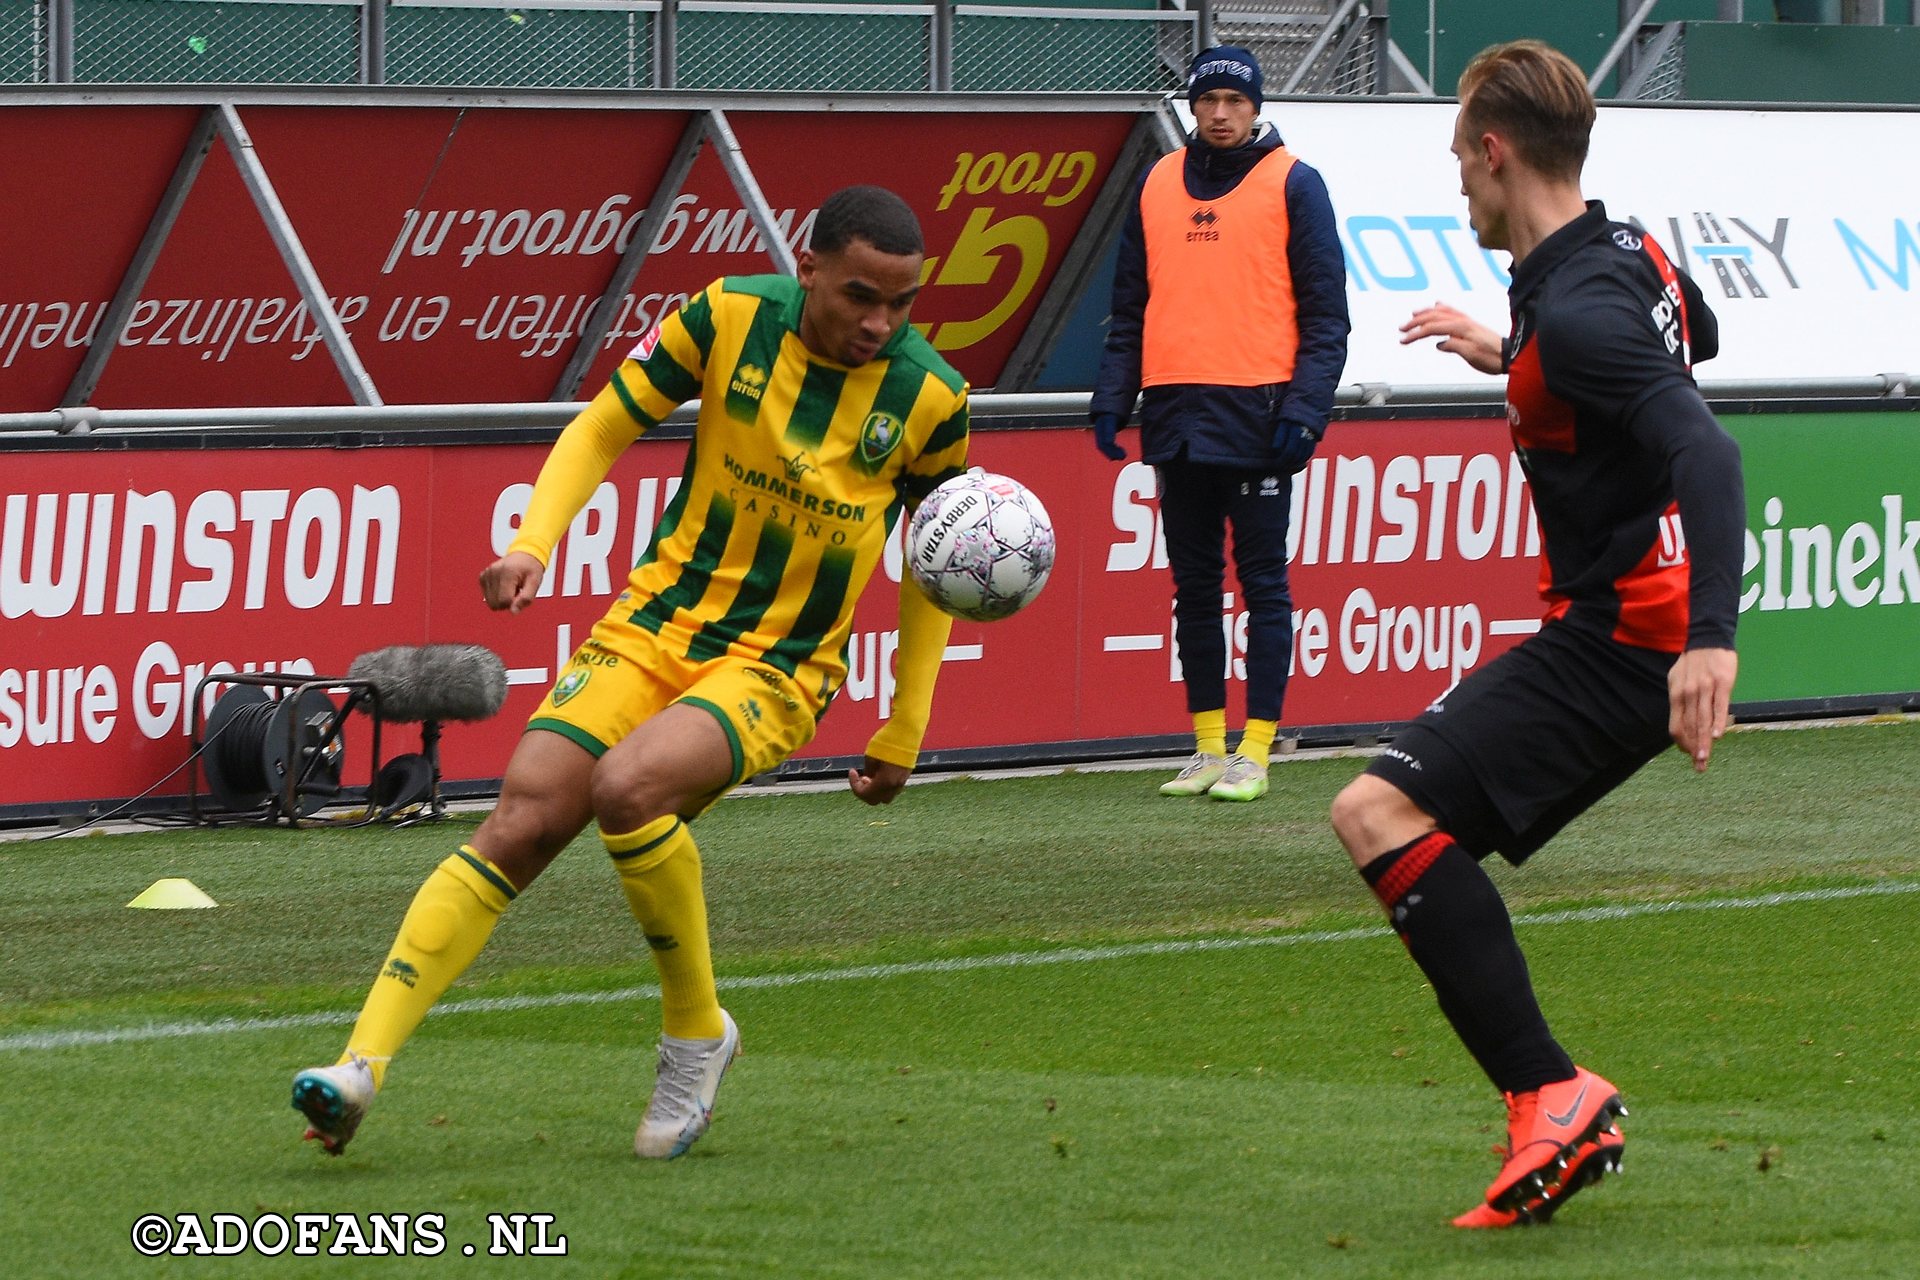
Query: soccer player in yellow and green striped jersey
292,187,968,1163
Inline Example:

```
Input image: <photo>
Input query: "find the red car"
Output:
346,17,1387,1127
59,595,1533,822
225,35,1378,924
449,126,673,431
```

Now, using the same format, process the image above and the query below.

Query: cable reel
197,683,346,819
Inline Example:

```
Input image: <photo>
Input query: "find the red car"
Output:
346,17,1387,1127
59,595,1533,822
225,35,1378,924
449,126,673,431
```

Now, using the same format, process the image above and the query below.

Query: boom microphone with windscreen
346,644,508,724
345,644,509,820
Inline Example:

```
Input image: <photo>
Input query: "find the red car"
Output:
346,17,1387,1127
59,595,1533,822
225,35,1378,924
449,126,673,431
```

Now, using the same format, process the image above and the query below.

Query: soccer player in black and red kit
1332,40,1745,1227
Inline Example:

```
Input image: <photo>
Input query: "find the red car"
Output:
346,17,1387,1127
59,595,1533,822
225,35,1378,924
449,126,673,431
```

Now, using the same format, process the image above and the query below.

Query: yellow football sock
607,816,725,1040
1239,719,1279,768
1192,709,1228,759
341,847,516,1090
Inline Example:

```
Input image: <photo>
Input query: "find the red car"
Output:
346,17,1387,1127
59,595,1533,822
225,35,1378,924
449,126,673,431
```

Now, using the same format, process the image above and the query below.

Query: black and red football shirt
1503,201,1743,653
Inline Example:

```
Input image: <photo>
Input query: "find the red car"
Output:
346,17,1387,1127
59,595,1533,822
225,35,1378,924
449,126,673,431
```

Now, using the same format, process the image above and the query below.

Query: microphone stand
417,717,447,825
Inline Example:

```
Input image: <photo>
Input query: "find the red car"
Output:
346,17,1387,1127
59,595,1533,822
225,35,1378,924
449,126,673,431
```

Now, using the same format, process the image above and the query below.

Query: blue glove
1273,420,1322,475
1092,413,1126,461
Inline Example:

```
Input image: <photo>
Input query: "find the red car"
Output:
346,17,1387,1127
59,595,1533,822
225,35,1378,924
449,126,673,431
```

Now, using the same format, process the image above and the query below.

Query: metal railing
3,374,1910,439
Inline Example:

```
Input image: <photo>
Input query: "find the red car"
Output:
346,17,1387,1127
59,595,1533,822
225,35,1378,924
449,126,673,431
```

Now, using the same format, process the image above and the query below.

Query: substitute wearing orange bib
1089,45,1350,804
1139,145,1299,389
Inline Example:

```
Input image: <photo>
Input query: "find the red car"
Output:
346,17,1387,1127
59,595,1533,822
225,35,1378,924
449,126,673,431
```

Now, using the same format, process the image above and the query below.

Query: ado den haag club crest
857,411,905,470
551,665,591,706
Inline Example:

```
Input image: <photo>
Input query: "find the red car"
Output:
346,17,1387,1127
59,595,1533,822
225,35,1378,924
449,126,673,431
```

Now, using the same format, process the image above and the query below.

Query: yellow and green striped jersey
514,274,969,707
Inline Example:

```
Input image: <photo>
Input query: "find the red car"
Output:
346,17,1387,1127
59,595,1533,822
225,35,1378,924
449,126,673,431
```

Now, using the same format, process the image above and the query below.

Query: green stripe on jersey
609,367,658,429
922,403,967,457
784,361,847,452
632,492,734,634
843,357,928,477
677,290,717,361
891,327,965,395
643,347,701,408
685,520,796,663
726,296,790,425
871,354,932,433
634,441,697,571
762,544,856,678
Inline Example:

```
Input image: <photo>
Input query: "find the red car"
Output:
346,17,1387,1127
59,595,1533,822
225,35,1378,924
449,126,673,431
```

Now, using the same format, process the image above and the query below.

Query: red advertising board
0,105,210,412
0,104,1138,412
0,418,1545,817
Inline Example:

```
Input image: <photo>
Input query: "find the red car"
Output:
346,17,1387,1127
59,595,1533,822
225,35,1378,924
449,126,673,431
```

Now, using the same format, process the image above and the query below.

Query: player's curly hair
812,185,924,257
1457,39,1594,182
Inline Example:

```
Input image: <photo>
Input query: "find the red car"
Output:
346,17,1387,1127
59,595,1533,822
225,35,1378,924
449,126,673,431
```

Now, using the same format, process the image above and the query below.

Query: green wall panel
1682,22,1920,102
1399,0,1721,95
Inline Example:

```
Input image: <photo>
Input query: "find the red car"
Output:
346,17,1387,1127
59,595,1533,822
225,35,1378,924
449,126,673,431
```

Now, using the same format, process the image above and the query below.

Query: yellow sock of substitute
1239,719,1279,768
607,816,725,1040
1192,709,1228,759
341,847,516,1090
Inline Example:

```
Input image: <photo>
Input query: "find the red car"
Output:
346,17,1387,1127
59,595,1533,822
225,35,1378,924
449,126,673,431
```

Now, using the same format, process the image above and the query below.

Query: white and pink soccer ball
906,469,1055,622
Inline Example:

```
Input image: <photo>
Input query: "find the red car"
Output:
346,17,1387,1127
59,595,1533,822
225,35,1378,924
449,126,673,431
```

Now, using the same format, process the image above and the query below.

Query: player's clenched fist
480,550,545,614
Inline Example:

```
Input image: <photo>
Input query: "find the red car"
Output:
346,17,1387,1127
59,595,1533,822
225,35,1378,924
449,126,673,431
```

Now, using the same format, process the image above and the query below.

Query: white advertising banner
1174,100,1920,387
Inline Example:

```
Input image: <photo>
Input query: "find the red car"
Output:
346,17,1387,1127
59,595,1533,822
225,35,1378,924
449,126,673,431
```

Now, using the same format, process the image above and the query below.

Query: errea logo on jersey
1612,228,1643,252
729,363,768,401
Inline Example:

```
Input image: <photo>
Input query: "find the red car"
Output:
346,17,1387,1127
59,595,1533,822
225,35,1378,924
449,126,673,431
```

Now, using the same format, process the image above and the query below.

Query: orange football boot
1484,1066,1627,1214
1453,1126,1625,1228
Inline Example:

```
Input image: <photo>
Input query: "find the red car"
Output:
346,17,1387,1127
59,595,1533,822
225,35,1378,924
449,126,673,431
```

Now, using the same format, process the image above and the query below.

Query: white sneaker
292,1056,376,1155
1158,751,1228,796
635,1010,740,1159
1208,753,1269,802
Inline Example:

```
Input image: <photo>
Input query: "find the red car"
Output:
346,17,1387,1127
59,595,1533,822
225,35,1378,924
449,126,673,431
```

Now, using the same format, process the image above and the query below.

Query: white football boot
292,1055,376,1155
635,1010,741,1159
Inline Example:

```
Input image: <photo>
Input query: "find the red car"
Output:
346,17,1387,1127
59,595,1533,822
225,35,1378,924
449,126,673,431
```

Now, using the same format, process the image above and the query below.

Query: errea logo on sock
381,957,419,987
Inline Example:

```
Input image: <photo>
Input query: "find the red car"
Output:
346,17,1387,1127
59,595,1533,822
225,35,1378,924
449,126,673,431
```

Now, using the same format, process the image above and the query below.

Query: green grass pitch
2,720,1917,1277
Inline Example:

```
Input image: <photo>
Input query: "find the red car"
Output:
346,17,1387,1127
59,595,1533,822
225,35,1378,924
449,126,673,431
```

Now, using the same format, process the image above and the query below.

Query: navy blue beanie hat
1187,45,1264,109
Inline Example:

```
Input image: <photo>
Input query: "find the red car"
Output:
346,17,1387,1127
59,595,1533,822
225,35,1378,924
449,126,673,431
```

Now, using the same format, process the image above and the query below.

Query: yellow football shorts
527,612,819,802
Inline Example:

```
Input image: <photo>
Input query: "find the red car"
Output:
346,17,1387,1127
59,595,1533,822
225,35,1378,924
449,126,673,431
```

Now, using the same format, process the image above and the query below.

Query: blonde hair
1457,40,1595,182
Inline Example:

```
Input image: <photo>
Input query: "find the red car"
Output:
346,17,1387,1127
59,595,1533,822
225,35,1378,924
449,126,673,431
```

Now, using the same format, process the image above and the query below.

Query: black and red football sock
1361,832,1575,1095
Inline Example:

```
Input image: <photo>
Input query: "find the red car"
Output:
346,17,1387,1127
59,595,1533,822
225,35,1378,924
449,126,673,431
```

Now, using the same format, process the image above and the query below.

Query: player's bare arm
848,756,912,805
480,550,546,614
1400,302,1505,375
1668,646,1737,772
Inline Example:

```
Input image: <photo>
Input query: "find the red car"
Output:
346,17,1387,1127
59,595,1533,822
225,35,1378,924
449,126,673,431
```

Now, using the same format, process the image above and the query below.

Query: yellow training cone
127,878,218,910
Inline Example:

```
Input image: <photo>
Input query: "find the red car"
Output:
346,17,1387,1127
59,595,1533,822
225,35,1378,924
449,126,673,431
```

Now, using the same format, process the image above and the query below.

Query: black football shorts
1364,619,1680,865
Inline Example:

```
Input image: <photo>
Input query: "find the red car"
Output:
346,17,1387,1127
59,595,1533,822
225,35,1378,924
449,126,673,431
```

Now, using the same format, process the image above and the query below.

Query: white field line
6,880,1916,1054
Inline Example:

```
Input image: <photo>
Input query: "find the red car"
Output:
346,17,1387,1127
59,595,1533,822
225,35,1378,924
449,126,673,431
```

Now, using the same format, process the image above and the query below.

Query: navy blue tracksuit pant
1156,457,1294,722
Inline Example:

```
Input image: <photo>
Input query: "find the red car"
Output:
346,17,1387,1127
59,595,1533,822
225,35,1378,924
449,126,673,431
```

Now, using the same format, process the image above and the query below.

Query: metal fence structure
9,2,1918,96
1210,0,1396,95
2,0,1248,91
1592,0,1691,102
1615,21,1688,100
0,0,1429,93
384,2,660,88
